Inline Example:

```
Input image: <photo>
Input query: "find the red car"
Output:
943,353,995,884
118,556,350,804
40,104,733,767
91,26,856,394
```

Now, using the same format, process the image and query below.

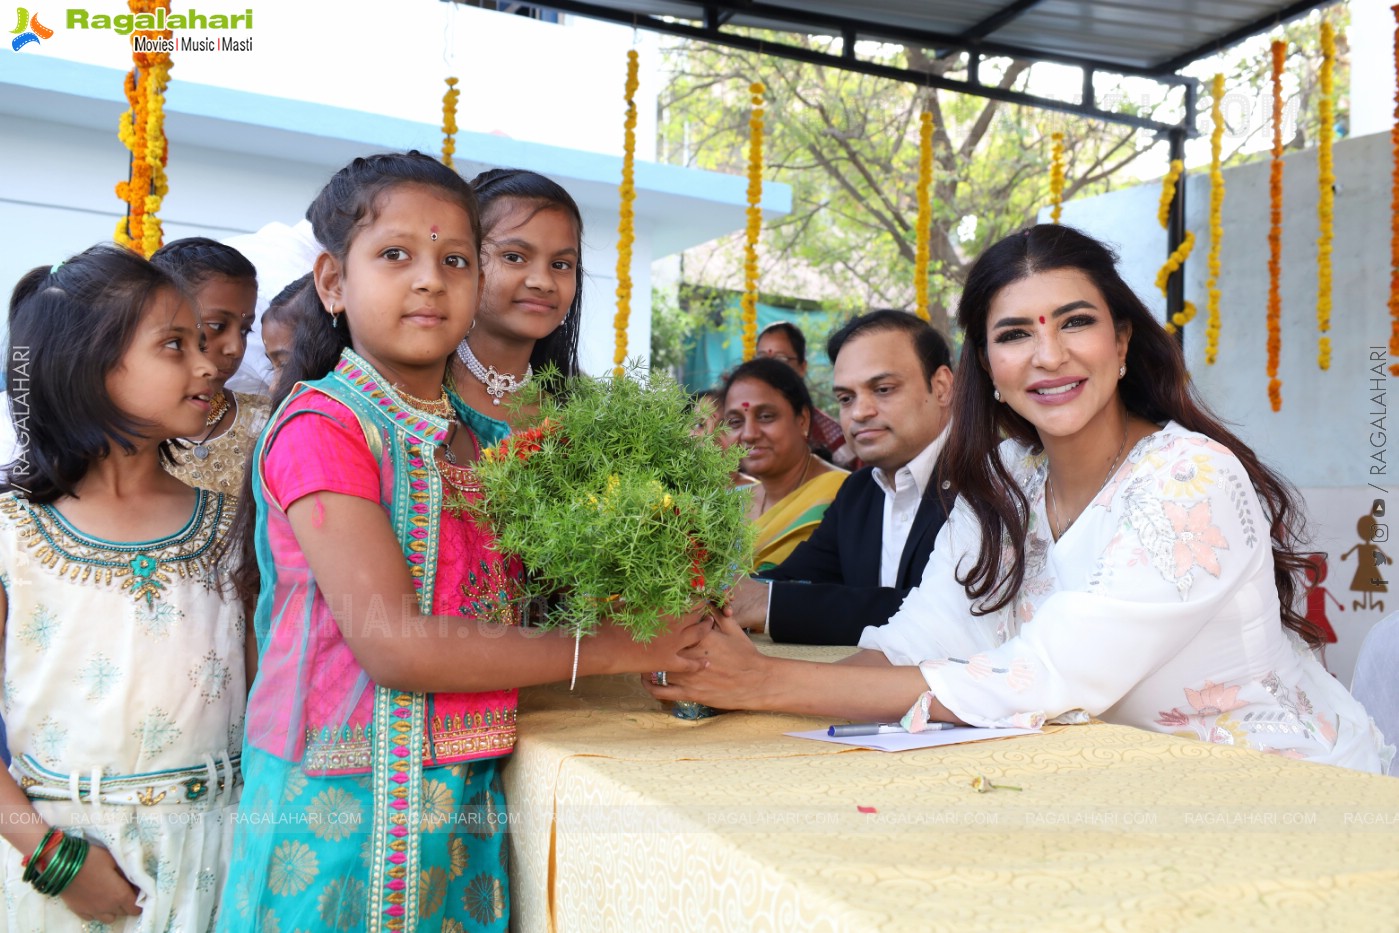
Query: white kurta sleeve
858,497,1001,664
916,437,1273,728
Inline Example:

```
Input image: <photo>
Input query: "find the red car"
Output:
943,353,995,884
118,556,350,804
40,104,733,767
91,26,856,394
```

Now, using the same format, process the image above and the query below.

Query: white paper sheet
786,725,1042,752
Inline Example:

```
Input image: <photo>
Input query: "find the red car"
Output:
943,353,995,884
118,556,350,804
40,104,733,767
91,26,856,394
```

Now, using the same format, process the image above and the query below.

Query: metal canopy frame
454,0,1339,329
505,0,1195,137
487,0,1334,138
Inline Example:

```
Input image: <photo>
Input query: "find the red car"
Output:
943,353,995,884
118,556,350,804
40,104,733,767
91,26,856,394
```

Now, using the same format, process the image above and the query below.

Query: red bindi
430,224,439,241
1039,315,1046,324
741,401,750,409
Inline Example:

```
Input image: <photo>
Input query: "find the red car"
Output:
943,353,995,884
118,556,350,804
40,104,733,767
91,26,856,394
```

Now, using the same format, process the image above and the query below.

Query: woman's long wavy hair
945,224,1321,646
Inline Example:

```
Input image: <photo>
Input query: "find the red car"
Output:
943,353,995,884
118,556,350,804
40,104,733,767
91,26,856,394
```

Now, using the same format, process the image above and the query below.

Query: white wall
3,2,673,380
35,2,661,161
1058,129,1397,682
0,111,648,382
1349,0,1395,139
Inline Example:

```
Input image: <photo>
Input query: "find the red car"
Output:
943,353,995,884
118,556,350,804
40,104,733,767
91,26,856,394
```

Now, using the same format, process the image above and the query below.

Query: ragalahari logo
11,7,53,51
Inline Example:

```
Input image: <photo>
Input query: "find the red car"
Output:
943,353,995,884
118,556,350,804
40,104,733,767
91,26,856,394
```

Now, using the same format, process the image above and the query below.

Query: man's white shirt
870,425,950,587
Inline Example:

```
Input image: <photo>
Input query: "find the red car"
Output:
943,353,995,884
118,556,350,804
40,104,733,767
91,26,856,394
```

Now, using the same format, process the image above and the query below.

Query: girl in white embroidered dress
0,245,245,929
650,225,1389,773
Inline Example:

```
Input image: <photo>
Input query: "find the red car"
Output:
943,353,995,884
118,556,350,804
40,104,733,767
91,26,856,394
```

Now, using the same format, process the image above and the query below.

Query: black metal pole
1165,80,1197,348
1166,126,1187,347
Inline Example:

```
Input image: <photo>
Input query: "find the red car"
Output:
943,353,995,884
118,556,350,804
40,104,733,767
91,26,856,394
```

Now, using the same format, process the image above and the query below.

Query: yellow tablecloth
503,644,1399,932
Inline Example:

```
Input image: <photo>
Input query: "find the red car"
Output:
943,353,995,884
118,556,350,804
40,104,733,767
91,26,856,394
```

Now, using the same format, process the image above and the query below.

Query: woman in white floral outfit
652,225,1389,773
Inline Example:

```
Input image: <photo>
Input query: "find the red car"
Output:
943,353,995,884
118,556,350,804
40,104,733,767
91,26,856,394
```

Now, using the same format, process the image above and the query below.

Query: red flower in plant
687,538,709,590
491,419,564,463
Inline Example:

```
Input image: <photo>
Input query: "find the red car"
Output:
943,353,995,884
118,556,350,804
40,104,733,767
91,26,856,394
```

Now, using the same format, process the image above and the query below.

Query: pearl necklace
456,338,531,405
1046,423,1129,540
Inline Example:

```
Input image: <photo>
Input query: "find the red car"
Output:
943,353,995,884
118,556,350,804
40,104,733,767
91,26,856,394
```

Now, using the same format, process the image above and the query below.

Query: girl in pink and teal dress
220,151,709,932
0,245,243,930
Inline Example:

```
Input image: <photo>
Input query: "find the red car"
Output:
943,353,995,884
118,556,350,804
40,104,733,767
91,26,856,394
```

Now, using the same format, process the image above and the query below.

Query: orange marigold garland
741,81,765,360
114,64,147,251
1205,74,1226,365
441,77,460,170
115,0,173,257
1267,40,1286,410
1390,6,1399,375
1156,158,1196,336
1317,22,1336,371
613,49,639,377
1049,132,1065,224
913,109,933,322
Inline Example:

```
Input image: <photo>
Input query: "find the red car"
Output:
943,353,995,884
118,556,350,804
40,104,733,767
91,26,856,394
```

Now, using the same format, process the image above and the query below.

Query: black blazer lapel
895,482,950,586
848,476,885,585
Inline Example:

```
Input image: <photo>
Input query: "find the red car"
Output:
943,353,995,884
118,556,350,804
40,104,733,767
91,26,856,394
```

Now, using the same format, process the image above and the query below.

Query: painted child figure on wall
1301,553,1341,669
1341,505,1391,612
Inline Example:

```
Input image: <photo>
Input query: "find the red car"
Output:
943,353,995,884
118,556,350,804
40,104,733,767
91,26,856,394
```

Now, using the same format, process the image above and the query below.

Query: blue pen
826,721,955,737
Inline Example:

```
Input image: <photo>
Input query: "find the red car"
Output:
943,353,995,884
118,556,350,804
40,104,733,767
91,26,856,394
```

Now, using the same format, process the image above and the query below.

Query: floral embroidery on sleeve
1261,672,1337,746
1110,436,1236,599
1155,681,1247,745
921,655,1036,692
1164,500,1230,580
1160,452,1217,498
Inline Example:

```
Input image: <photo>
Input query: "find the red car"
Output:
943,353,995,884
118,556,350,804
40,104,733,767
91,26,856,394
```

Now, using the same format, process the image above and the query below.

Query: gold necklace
204,391,229,427
191,393,233,461
393,382,454,419
758,452,813,514
1046,423,1130,540
440,425,482,517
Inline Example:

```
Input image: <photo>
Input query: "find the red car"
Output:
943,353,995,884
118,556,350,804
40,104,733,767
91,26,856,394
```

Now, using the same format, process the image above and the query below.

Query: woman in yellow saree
720,358,847,572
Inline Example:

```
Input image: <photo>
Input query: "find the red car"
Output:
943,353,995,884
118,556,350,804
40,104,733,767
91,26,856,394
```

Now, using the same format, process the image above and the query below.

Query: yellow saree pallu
753,470,846,572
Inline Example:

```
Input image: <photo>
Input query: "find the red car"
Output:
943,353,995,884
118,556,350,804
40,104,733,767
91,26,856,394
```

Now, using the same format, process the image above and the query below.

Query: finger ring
653,671,668,687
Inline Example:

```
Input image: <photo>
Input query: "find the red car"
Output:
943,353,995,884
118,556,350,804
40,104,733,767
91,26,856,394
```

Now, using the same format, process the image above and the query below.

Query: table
502,644,1399,932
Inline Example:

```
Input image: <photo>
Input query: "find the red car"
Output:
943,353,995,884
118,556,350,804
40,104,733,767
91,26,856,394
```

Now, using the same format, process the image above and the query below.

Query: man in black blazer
730,310,955,645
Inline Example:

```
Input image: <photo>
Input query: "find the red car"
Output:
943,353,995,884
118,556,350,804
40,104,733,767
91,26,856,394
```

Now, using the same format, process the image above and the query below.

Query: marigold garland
114,0,172,257
1157,159,1183,229
1267,40,1286,410
1204,73,1226,365
1156,158,1196,336
1390,6,1399,376
1049,132,1065,224
913,110,934,321
613,50,639,377
441,77,460,170
1316,22,1336,371
741,81,765,359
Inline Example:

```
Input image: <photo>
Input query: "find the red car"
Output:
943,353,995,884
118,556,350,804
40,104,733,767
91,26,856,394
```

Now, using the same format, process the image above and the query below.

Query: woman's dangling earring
1118,364,1126,378
993,388,1002,403
333,312,342,330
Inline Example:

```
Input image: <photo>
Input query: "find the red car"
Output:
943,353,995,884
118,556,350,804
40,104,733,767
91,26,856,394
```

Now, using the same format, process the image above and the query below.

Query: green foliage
1179,7,1350,168
650,285,715,376
469,364,754,641
659,36,1159,330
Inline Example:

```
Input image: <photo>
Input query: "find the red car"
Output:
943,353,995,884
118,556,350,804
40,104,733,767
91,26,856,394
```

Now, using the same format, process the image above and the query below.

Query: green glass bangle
34,837,80,895
49,837,90,896
32,834,88,896
20,827,59,885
